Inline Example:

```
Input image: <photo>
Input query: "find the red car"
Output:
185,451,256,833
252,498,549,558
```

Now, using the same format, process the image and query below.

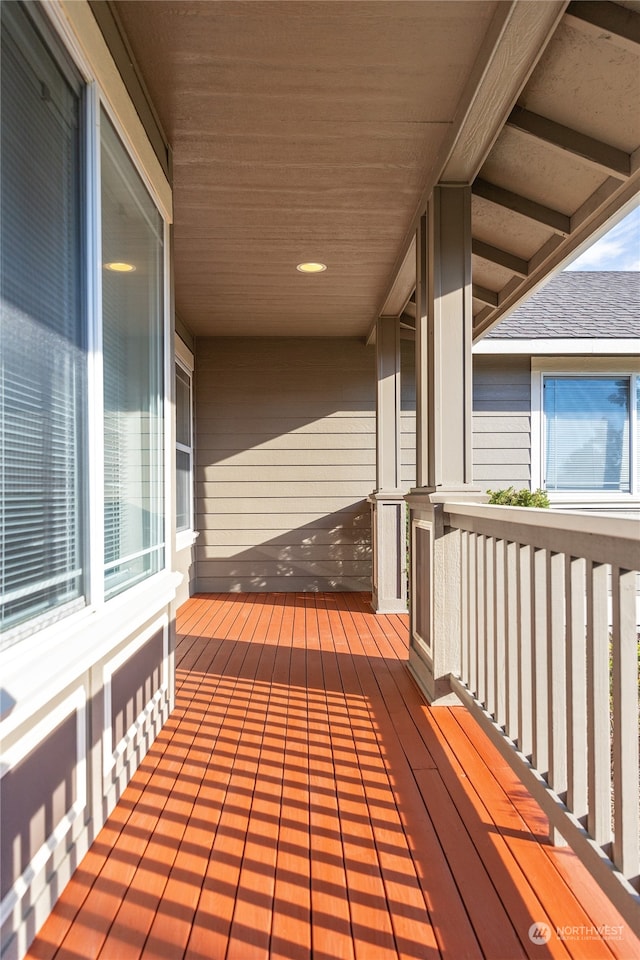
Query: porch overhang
101,0,639,342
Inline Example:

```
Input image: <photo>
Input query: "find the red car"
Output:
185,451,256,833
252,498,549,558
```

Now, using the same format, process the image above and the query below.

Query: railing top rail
442,502,640,569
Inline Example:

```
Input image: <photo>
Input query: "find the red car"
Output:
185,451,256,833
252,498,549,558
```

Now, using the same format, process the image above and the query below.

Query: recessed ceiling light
296,262,327,273
105,261,136,272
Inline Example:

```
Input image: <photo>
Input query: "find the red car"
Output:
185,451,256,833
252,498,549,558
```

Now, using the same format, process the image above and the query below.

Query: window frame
531,356,640,506
0,1,174,662
175,336,196,551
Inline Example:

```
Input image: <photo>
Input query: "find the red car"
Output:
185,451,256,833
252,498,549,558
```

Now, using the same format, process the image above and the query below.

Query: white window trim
474,338,640,356
175,336,197,552
531,356,640,507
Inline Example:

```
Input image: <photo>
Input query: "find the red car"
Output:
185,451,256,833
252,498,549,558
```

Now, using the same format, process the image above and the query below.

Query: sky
564,204,640,271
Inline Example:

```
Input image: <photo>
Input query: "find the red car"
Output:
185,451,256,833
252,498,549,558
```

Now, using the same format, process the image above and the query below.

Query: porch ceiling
112,0,640,339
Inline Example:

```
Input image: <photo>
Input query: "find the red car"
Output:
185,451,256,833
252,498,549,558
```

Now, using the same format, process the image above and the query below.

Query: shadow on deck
27,593,636,960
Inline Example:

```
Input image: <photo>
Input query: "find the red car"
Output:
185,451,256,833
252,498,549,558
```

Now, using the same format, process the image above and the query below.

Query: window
1,2,85,636
543,374,639,494
0,4,168,647
175,360,194,537
102,113,164,599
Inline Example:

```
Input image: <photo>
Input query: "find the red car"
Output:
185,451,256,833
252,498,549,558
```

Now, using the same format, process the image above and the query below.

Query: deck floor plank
26,593,639,960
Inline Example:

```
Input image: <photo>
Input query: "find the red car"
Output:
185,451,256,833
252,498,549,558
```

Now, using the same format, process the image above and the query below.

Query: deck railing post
406,187,484,705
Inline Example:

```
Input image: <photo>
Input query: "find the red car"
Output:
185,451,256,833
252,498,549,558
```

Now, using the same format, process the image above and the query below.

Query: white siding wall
195,338,375,592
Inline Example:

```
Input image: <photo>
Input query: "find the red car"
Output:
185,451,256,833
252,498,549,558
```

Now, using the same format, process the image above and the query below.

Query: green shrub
486,486,550,508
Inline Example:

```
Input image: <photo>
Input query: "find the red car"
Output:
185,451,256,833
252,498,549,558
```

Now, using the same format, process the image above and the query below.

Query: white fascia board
473,338,640,355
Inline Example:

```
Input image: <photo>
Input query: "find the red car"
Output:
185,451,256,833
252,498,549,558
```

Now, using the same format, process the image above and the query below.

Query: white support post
370,316,407,613
406,185,484,704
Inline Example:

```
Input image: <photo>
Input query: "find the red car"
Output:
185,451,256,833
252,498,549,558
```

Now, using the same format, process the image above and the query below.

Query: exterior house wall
0,5,178,958
399,339,531,493
472,356,531,491
195,338,375,592
174,543,197,606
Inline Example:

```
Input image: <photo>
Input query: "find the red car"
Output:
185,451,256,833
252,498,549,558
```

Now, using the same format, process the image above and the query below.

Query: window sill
176,530,199,553
0,569,181,738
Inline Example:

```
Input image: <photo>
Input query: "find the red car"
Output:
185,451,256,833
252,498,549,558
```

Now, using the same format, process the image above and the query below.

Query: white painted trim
631,373,638,498
0,570,181,742
175,343,196,542
176,530,199,553
86,81,105,611
474,338,640,356
163,221,173,576
0,687,87,927
102,615,169,778
530,369,543,489
531,361,640,499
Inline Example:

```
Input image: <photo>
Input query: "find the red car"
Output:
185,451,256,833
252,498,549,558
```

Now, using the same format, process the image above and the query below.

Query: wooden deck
27,593,637,960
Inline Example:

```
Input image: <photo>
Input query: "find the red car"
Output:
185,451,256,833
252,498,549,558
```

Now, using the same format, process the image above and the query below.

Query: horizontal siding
202,576,372,592
204,448,377,466
198,507,371,531
199,433,375,452
197,416,376,434
197,464,375,482
196,338,375,592
199,559,371,577
396,347,533,493
472,357,531,492
198,481,373,497
200,528,370,548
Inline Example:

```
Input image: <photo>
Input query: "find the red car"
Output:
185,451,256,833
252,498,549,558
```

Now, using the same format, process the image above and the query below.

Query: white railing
443,502,640,928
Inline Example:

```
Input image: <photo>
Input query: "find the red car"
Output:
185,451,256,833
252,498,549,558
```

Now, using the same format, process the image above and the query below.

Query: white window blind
544,376,631,492
101,113,164,599
0,3,85,642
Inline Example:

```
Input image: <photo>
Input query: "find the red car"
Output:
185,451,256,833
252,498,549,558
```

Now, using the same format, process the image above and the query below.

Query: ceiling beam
472,284,499,307
506,107,631,179
375,236,416,322
371,0,567,343
565,1,640,54
472,178,571,235
473,170,640,341
472,240,529,277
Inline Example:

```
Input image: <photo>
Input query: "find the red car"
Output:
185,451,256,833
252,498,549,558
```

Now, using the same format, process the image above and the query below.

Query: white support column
407,185,484,703
370,316,407,614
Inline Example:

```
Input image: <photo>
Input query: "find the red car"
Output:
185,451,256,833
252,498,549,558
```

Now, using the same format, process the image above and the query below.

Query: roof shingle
486,271,639,339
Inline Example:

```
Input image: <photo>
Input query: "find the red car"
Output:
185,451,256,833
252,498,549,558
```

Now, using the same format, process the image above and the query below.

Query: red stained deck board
26,593,634,960
451,707,639,960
